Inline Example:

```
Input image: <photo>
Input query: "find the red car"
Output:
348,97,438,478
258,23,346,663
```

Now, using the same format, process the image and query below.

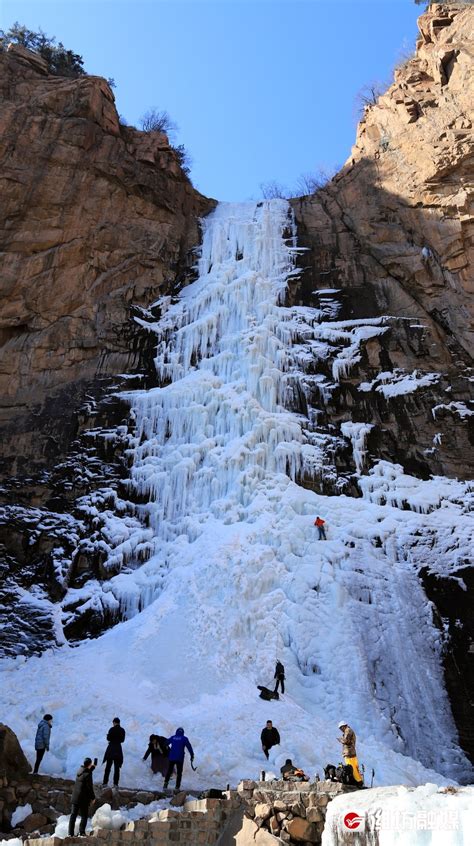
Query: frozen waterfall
2,200,472,788
125,200,305,535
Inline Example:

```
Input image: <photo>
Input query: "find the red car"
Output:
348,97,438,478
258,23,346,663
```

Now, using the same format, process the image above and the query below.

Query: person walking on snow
68,757,96,836
33,714,53,773
274,660,285,695
163,728,194,791
260,720,280,760
102,717,125,787
143,733,169,776
337,721,363,786
314,516,326,540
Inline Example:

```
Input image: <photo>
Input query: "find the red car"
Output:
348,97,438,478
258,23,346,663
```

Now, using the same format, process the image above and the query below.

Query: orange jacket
314,518,325,528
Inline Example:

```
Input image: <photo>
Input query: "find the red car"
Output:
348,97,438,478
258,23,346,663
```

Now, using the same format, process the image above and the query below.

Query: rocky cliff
0,43,214,476
291,2,473,483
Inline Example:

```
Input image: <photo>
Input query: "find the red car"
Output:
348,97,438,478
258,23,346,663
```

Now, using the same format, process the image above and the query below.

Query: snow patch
11,804,32,827
322,784,474,845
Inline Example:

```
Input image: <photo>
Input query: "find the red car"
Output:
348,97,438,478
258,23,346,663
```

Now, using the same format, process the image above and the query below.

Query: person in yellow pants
337,721,364,785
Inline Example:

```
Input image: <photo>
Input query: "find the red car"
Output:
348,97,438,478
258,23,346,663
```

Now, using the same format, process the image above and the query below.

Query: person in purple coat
163,727,194,790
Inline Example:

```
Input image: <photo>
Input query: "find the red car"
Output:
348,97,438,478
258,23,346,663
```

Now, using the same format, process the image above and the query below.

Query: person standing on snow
314,516,327,540
102,717,125,787
163,727,194,791
68,757,97,836
337,721,363,786
274,660,285,695
260,720,280,760
33,714,53,773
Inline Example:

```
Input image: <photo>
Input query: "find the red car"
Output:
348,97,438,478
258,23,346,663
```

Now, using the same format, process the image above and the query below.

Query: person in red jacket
314,516,326,540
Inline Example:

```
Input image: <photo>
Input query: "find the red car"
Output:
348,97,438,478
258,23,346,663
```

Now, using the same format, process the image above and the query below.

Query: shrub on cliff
139,108,178,137
139,108,192,177
0,22,86,78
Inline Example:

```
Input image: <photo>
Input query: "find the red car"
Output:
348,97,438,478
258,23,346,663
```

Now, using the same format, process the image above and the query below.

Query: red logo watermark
343,812,364,830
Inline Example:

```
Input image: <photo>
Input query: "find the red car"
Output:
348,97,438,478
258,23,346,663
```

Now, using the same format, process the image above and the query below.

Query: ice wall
2,201,472,788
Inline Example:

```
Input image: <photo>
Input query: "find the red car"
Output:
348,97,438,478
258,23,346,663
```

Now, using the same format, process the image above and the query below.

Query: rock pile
237,779,358,845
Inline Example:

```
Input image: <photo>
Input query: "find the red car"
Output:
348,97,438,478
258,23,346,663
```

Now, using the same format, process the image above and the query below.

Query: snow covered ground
1,201,473,797
322,784,474,845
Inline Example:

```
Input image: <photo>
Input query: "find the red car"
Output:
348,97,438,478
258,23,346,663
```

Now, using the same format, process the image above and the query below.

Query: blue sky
1,0,422,200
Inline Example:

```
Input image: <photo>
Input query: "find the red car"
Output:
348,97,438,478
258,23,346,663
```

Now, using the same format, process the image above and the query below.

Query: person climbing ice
102,717,125,787
33,713,53,774
163,727,194,791
260,720,280,760
314,516,327,540
274,659,285,695
337,721,363,787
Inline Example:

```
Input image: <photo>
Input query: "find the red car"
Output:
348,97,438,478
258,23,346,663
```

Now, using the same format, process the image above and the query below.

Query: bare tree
353,80,388,120
260,180,289,199
294,169,334,196
140,108,178,137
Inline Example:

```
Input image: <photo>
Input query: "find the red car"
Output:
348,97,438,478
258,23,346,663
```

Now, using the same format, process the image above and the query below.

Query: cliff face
292,2,473,482
289,2,474,764
0,44,215,475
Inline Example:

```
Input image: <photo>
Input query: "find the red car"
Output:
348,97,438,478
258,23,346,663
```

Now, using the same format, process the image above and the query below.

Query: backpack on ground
324,762,359,786
199,789,225,799
257,685,279,701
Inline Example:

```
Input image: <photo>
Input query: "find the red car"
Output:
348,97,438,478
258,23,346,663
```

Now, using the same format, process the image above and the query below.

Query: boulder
286,816,319,843
22,811,49,832
0,724,30,779
254,803,272,821
306,807,324,823
169,790,187,807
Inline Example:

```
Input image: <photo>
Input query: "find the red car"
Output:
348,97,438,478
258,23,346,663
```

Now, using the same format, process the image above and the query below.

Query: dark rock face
0,723,31,781
420,567,474,766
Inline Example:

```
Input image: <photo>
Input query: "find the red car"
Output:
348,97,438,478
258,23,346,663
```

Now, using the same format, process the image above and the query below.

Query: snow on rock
91,804,127,831
432,401,474,420
1,201,473,793
321,784,474,845
359,370,440,398
54,804,129,839
10,804,32,827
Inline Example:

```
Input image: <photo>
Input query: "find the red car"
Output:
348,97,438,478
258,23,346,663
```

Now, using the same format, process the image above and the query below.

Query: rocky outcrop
291,2,474,482
237,779,357,845
0,43,215,477
0,724,30,782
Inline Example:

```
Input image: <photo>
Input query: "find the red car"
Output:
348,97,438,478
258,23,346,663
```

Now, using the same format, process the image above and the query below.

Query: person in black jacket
143,734,169,776
260,720,280,760
102,717,125,787
68,757,96,836
274,660,285,695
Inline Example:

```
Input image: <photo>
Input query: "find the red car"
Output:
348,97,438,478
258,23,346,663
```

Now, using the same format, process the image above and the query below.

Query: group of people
33,715,195,836
260,719,363,787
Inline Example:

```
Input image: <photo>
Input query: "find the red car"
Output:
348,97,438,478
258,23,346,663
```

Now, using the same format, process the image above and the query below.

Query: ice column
124,201,304,537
